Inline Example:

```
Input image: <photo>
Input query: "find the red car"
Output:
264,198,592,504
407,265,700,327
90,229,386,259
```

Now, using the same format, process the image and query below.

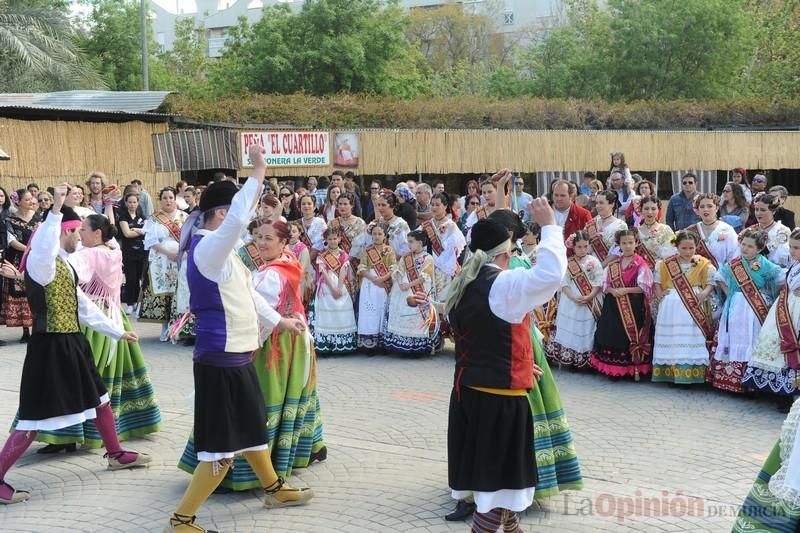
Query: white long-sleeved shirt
487,224,567,324
26,212,125,340
191,178,281,330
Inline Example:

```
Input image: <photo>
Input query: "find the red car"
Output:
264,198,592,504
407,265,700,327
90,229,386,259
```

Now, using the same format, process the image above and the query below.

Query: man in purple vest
445,197,566,532
166,145,312,533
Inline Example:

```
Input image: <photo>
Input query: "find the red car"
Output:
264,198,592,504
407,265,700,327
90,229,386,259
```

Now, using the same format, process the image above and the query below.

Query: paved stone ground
0,321,787,532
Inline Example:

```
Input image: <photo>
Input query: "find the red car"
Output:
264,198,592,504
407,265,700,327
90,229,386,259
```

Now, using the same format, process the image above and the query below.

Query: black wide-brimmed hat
199,180,237,212
469,218,510,252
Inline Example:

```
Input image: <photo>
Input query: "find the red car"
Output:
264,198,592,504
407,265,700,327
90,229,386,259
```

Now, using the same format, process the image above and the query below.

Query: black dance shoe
37,443,77,454
308,446,327,465
445,499,476,521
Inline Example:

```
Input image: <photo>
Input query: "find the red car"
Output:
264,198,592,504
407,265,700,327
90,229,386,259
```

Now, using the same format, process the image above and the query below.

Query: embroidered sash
609,259,650,377
154,212,181,242
321,249,353,296
664,256,714,350
330,218,352,253
365,244,392,294
776,285,800,370
533,297,557,342
635,242,657,270
729,257,770,325
685,226,719,268
298,219,315,248
238,242,267,273
567,257,600,319
404,253,430,322
423,220,444,256
586,221,609,262
476,206,488,220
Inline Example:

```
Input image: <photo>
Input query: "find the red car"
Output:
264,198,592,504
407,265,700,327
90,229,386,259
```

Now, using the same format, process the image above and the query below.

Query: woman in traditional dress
744,192,792,268
298,194,327,261
19,214,160,453
584,190,628,267
357,223,396,351
329,192,367,274
0,186,10,330
3,189,41,342
547,231,604,369
464,170,511,234
138,187,187,341
591,229,654,380
287,220,314,306
732,397,800,532
635,197,675,272
310,226,357,354
383,229,437,355
710,228,783,393
744,229,800,410
425,192,466,308
651,231,717,386
179,219,326,489
375,190,411,258
688,193,740,267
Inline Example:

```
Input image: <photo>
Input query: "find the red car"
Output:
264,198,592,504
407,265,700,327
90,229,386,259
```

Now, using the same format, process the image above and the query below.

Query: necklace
760,221,776,232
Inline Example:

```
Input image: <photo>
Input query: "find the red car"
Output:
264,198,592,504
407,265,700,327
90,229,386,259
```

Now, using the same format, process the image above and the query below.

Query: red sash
586,221,609,262
329,218,352,253
154,212,181,242
729,257,770,325
404,253,430,322
664,256,714,351
609,259,650,379
567,257,600,319
321,249,353,296
423,220,444,256
685,226,719,268
298,221,314,248
239,242,267,272
365,244,393,294
635,242,657,270
776,285,800,370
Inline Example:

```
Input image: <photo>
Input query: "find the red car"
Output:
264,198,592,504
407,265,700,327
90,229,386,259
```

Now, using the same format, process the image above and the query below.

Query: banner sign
241,131,330,167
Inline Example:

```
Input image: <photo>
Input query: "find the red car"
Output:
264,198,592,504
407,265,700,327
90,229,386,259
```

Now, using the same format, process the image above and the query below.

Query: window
504,11,514,25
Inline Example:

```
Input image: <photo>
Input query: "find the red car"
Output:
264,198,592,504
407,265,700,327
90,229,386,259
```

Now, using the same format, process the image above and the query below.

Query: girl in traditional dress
138,187,187,342
375,190,411,258
744,192,792,268
651,231,717,386
744,229,800,408
19,214,160,453
383,229,437,355
635,197,675,272
689,193,739,268
548,231,604,369
2,189,40,342
287,220,314,306
310,226,357,354
732,397,800,532
179,219,326,489
591,229,654,380
425,192,466,306
710,228,783,393
298,193,327,260
584,190,628,267
357,223,396,351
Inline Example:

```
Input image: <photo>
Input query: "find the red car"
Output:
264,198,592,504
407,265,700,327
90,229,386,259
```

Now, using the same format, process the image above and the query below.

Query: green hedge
163,93,800,130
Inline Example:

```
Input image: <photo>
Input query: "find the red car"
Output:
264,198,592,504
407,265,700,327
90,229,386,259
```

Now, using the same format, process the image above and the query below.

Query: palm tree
0,0,105,91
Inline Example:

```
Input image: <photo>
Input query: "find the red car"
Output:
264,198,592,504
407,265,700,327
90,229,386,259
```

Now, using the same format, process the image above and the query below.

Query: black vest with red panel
448,265,534,390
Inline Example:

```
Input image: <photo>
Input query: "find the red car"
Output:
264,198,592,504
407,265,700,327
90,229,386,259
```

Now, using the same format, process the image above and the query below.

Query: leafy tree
0,0,104,91
153,17,210,95
746,0,800,98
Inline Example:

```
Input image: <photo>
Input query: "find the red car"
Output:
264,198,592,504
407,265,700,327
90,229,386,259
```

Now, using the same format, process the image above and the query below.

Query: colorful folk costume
169,179,312,532
744,262,800,396
384,250,437,354
299,216,328,253
311,249,357,354
686,220,738,321
546,254,604,369
138,209,187,324
710,255,782,393
180,248,326,489
651,255,716,384
357,243,397,349
591,254,654,379
584,216,627,264
290,240,314,306
447,220,567,532
635,223,675,272
384,214,411,258
328,216,367,270
2,210,41,328
733,397,800,532
0,207,150,506
744,222,792,268
423,216,466,307
509,253,584,499
18,242,161,447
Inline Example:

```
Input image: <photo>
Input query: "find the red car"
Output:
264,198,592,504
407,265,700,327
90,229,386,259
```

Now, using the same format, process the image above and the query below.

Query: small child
311,227,357,354
288,220,314,306
357,223,397,351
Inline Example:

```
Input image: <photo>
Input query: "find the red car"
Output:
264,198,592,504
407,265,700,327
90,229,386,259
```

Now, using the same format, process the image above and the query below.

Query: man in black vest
445,197,566,532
